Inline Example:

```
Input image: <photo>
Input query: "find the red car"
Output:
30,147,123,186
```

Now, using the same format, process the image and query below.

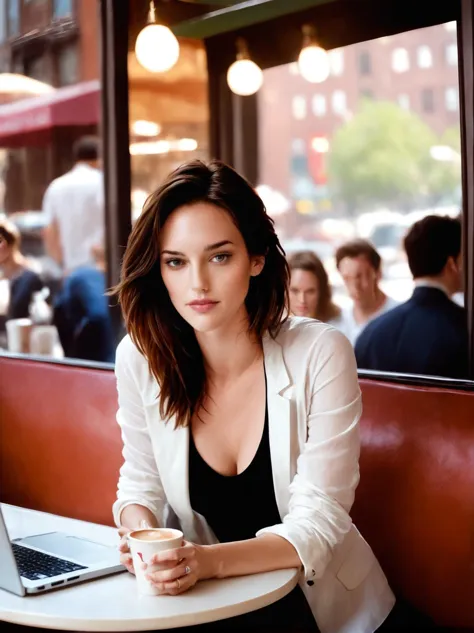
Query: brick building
258,21,460,205
0,0,98,84
0,0,100,212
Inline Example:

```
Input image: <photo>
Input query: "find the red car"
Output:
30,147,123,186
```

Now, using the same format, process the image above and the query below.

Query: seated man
355,215,468,379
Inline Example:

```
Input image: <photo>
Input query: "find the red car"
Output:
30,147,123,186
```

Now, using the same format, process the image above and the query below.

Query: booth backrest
0,356,121,526
1,354,473,629
353,379,474,629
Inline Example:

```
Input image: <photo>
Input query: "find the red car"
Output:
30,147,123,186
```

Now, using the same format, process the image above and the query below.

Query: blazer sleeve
257,328,362,581
112,337,166,527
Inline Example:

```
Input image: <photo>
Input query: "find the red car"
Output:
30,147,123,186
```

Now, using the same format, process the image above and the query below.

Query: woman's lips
188,300,219,314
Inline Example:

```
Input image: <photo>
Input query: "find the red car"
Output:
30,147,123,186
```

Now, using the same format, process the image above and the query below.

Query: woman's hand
117,521,151,575
145,541,216,595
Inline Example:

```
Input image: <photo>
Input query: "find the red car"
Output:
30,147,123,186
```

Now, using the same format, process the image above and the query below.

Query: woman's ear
250,255,265,277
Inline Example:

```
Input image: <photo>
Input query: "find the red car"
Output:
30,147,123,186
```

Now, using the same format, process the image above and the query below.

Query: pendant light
298,24,330,84
135,1,180,73
227,38,263,96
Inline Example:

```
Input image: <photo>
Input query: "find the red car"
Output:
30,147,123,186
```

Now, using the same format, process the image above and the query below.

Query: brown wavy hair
113,160,289,428
288,250,341,322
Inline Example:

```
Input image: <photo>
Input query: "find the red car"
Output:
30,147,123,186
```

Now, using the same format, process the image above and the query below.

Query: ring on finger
184,565,191,575
176,578,181,589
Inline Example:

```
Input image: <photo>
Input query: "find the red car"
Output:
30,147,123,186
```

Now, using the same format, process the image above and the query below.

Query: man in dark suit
355,215,468,379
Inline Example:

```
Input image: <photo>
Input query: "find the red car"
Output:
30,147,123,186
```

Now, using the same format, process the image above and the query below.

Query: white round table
0,503,299,631
0,567,299,631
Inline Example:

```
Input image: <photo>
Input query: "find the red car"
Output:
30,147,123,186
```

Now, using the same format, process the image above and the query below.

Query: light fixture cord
148,1,156,24
302,24,317,48
236,37,250,61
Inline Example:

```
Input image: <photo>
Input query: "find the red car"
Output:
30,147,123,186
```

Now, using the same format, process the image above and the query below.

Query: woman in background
0,217,44,320
288,250,341,324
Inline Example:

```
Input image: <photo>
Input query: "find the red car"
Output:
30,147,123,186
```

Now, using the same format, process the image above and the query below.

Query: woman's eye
212,253,230,264
165,258,183,268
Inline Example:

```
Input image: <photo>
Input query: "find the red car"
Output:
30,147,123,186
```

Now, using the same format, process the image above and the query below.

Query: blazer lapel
263,334,293,519
152,414,195,531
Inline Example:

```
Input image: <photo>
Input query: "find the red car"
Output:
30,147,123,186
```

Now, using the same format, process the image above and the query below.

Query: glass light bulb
135,24,180,73
298,45,330,83
227,59,263,96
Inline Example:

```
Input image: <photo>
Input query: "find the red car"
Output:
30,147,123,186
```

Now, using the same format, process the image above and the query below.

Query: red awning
0,80,100,147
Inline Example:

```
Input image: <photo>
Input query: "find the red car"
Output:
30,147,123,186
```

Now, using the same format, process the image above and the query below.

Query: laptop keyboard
12,542,87,581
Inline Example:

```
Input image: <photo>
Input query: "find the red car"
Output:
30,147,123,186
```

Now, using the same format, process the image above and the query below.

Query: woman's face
289,268,319,318
160,202,264,334
0,234,13,265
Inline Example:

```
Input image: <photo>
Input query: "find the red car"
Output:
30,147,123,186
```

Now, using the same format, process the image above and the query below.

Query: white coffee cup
6,318,33,354
30,325,58,356
128,528,184,596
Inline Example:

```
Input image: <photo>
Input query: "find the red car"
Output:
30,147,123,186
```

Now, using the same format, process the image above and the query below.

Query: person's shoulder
384,295,401,310
275,316,353,357
115,334,148,378
442,298,468,330
43,173,73,206
49,171,74,190
358,301,408,345
20,267,42,281
446,297,467,316
368,302,403,329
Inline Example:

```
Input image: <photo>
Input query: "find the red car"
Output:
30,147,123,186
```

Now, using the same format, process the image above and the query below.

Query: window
25,55,50,83
445,87,459,112
332,90,347,115
7,0,19,37
291,138,305,154
421,88,434,113
444,21,457,32
329,49,344,76
292,95,307,120
290,147,308,177
398,94,410,111
312,94,326,117
392,48,409,73
53,0,73,18
11,55,23,74
446,43,458,66
57,43,78,86
417,46,432,68
358,51,371,75
257,24,465,381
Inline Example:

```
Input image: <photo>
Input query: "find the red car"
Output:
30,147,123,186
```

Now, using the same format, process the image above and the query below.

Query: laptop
0,506,125,595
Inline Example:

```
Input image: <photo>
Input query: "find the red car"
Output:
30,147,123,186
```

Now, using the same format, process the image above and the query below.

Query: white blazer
112,317,395,633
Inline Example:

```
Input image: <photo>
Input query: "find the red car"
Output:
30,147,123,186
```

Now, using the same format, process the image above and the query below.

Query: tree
328,101,460,212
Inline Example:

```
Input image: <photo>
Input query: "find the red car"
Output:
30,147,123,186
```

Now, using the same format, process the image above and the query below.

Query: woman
288,250,341,324
112,160,397,633
0,217,44,320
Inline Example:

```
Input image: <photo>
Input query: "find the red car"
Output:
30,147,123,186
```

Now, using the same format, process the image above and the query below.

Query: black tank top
188,401,318,632
189,404,281,543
